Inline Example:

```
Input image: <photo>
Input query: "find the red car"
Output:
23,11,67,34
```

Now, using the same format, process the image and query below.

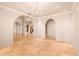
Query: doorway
24,21,33,39
13,15,33,42
45,19,56,39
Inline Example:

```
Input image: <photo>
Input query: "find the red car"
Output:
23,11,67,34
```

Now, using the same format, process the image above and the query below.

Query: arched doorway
45,19,56,39
13,15,33,42
24,20,33,39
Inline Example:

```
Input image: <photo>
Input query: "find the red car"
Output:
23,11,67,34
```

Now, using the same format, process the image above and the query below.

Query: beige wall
38,13,73,42
53,13,73,42
0,7,22,47
33,17,45,39
72,3,79,55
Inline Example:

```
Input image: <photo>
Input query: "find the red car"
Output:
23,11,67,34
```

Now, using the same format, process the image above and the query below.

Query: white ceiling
0,2,73,17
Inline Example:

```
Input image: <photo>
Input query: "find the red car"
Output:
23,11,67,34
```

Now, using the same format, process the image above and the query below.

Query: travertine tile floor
0,35,76,56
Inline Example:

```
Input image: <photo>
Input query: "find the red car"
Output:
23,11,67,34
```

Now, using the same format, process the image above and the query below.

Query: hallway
0,35,76,56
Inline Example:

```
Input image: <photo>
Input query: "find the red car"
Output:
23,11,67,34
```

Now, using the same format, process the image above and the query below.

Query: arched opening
45,19,56,39
13,15,33,43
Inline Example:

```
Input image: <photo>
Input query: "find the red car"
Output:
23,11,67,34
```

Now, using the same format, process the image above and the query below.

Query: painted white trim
0,4,72,18
52,11,72,16
42,11,72,18
0,5,33,18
